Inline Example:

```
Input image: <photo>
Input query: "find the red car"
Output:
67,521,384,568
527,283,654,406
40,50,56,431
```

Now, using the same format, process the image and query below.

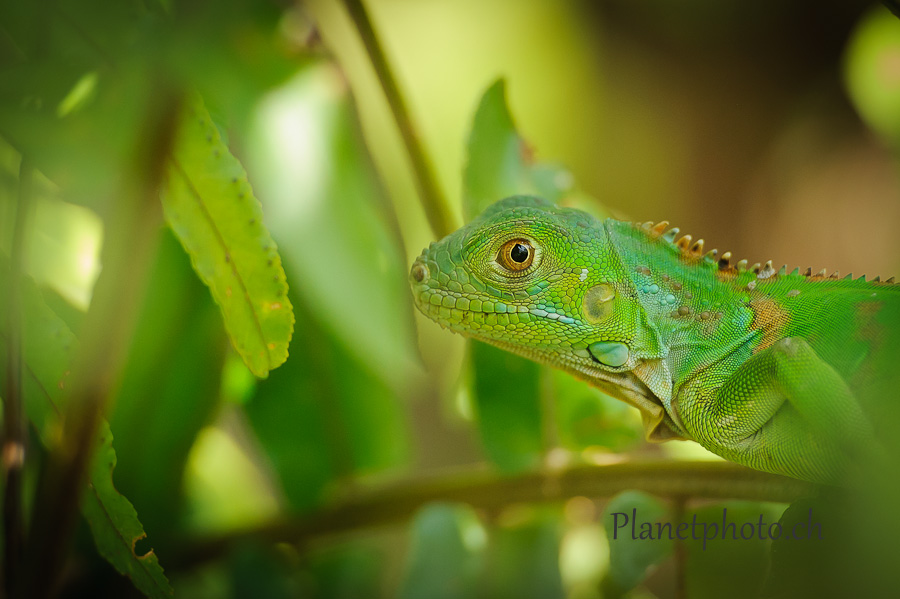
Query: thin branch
168,460,814,570
3,156,32,598
341,0,457,239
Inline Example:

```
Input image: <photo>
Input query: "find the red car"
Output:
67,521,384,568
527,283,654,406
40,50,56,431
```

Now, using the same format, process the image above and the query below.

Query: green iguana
409,196,899,483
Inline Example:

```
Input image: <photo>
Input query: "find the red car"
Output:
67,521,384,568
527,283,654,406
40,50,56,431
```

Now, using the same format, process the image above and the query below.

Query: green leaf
399,503,486,599
601,491,672,597
464,79,578,219
162,94,294,378
0,257,172,598
82,422,174,599
550,369,642,452
469,340,543,473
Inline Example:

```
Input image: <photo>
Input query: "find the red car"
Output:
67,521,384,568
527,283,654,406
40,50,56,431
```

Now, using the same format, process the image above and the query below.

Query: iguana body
409,196,900,483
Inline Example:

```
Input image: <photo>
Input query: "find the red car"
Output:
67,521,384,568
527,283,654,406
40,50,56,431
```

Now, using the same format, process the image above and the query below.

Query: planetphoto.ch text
609,508,822,550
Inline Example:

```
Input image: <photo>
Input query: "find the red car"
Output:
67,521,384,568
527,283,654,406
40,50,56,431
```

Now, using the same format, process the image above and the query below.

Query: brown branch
168,460,814,571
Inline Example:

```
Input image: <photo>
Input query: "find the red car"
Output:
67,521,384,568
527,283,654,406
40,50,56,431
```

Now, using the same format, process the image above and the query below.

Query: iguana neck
604,218,758,386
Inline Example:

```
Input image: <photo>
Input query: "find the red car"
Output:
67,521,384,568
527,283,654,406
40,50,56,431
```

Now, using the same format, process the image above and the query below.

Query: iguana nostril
411,261,428,283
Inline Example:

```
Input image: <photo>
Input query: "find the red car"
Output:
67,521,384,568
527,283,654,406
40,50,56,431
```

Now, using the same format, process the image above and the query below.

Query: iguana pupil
510,243,529,263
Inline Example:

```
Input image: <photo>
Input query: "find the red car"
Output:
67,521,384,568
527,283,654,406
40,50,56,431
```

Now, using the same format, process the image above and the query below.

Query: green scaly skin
409,196,900,483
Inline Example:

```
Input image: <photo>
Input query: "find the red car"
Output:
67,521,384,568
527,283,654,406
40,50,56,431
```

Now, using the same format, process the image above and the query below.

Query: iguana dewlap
409,196,899,483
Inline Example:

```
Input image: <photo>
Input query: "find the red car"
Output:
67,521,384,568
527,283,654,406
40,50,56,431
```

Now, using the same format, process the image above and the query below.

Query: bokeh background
1,0,899,597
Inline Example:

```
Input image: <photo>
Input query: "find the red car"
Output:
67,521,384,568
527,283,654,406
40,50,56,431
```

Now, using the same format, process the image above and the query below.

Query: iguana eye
498,239,534,271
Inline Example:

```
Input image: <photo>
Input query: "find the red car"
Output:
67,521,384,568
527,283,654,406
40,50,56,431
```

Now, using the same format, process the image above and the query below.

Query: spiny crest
634,219,897,285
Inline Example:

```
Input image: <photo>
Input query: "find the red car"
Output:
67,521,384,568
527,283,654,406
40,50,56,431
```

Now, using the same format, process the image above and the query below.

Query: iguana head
409,196,679,439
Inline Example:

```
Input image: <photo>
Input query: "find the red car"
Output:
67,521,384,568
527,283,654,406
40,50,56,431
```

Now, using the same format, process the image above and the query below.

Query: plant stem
3,157,32,599
169,460,813,570
342,0,457,239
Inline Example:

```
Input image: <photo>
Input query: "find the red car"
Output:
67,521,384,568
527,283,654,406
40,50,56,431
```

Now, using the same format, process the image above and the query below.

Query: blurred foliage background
1,0,899,598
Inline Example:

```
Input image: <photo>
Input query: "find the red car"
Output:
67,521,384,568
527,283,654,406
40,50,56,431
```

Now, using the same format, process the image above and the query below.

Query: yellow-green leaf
162,95,294,377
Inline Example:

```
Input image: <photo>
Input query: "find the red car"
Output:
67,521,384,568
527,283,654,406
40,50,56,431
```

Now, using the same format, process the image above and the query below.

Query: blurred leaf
601,491,672,597
550,369,642,452
162,0,302,131
162,94,294,378
399,503,486,599
469,340,543,473
0,1,157,212
845,6,900,145
245,284,410,512
481,509,564,599
306,543,384,599
244,64,419,391
229,542,299,599
183,423,281,534
109,229,227,537
0,258,172,598
684,501,784,599
761,492,900,599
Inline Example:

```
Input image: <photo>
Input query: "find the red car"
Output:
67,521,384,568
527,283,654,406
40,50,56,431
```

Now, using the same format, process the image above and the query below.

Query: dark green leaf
109,229,227,537
245,287,409,511
469,340,543,473
162,94,294,378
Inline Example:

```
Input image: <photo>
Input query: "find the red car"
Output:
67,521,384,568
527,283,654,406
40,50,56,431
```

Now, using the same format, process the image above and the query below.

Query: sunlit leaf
0,258,172,598
601,491,672,597
844,6,900,145
162,94,294,378
399,503,486,599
